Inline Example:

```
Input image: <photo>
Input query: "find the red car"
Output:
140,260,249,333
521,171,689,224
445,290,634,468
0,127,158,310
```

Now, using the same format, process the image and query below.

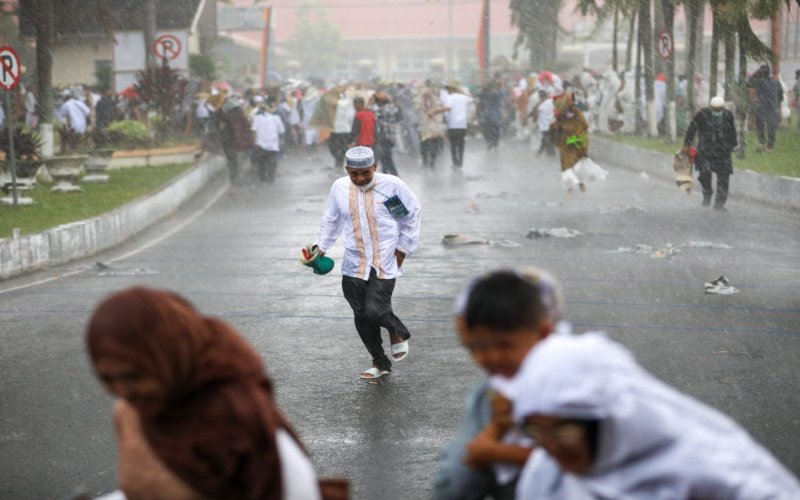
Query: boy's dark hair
354,97,365,106
462,271,547,331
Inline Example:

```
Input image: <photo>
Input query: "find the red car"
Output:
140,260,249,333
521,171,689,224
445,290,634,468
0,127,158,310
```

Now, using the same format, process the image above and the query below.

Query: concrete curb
0,155,225,281
590,136,800,212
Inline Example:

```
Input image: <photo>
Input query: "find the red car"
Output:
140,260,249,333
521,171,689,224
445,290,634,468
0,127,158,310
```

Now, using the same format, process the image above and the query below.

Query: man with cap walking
314,146,422,379
683,96,737,210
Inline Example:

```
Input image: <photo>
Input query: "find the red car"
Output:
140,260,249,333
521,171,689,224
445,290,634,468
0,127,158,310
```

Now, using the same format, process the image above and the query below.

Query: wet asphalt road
1,138,799,499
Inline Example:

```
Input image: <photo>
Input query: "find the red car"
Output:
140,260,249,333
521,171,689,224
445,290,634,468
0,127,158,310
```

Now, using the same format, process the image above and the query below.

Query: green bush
106,120,151,149
190,54,217,81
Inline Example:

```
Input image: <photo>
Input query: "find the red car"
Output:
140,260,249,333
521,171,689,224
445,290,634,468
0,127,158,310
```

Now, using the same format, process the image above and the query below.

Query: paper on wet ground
612,243,680,259
94,262,159,276
683,241,732,249
442,234,490,245
704,276,740,295
598,204,647,214
525,228,582,238
441,234,522,247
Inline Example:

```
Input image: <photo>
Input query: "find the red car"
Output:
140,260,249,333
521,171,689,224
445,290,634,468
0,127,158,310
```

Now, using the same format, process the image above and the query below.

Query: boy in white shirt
251,98,285,183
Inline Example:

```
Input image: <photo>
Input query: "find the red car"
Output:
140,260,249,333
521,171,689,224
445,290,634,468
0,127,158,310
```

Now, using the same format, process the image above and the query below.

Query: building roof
19,0,203,37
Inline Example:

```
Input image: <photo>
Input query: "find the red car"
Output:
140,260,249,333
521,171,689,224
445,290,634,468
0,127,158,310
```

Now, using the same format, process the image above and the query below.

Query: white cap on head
709,96,725,108
253,95,264,103
345,146,375,169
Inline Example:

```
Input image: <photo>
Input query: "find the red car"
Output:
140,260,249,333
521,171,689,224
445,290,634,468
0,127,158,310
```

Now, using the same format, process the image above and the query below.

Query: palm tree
510,0,562,70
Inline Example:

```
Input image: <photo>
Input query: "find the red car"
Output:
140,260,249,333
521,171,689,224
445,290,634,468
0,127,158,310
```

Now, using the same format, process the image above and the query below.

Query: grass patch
597,123,800,178
0,163,192,239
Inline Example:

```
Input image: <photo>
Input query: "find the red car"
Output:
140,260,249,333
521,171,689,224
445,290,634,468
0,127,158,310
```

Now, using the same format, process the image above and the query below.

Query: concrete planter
108,144,201,169
45,154,87,194
82,148,116,183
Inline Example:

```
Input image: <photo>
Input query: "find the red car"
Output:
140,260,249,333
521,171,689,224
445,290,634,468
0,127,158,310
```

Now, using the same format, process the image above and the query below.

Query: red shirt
353,109,376,147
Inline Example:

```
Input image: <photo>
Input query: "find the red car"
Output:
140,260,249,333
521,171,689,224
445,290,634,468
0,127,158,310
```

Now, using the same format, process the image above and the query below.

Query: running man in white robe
316,146,422,379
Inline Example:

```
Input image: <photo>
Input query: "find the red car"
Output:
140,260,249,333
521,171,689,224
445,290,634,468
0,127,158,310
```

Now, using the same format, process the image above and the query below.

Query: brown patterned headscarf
86,287,296,500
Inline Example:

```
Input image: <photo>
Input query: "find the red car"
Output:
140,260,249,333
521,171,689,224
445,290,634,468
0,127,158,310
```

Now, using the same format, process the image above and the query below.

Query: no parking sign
0,45,21,91
153,34,182,61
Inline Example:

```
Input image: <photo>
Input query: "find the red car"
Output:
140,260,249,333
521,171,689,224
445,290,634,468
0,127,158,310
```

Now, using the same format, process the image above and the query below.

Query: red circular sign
657,31,674,60
153,35,182,61
0,45,22,91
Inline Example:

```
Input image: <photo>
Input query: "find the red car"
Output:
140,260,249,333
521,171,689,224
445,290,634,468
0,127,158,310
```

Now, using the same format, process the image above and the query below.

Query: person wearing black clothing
93,88,116,147
683,96,737,210
747,64,783,152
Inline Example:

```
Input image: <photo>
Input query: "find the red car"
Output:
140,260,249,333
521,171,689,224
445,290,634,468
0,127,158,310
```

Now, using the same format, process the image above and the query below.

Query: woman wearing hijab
500,333,800,499
87,287,348,500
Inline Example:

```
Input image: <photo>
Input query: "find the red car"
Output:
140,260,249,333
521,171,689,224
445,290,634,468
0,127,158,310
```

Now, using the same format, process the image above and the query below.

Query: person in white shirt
315,146,421,379
443,83,474,169
534,90,556,156
55,90,91,151
329,90,355,169
251,96,286,183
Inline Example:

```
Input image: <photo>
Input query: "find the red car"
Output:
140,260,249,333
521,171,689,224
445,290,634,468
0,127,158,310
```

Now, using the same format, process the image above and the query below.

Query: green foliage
0,126,42,160
190,54,217,81
283,1,341,78
106,120,151,149
94,60,113,92
0,164,192,238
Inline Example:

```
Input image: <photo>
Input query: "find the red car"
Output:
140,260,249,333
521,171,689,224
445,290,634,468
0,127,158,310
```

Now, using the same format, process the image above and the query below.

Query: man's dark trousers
447,128,467,167
342,267,411,372
698,169,730,208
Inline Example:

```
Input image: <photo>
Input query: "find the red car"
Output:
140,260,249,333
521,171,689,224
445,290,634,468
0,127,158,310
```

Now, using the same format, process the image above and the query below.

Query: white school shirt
316,173,421,280
252,111,285,152
444,92,473,129
333,96,355,134
56,98,91,134
537,98,555,132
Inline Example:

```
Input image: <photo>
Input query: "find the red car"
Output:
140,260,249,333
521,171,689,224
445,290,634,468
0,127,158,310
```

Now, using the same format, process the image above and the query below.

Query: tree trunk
640,0,656,137
144,0,157,68
613,4,619,72
663,0,676,141
709,4,720,100
35,0,54,157
653,0,666,75
735,30,748,159
695,1,706,72
626,11,637,72
724,26,735,101
686,0,700,116
635,14,642,134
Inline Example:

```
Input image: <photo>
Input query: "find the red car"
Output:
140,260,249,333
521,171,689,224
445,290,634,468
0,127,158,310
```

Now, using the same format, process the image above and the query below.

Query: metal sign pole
5,90,18,207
